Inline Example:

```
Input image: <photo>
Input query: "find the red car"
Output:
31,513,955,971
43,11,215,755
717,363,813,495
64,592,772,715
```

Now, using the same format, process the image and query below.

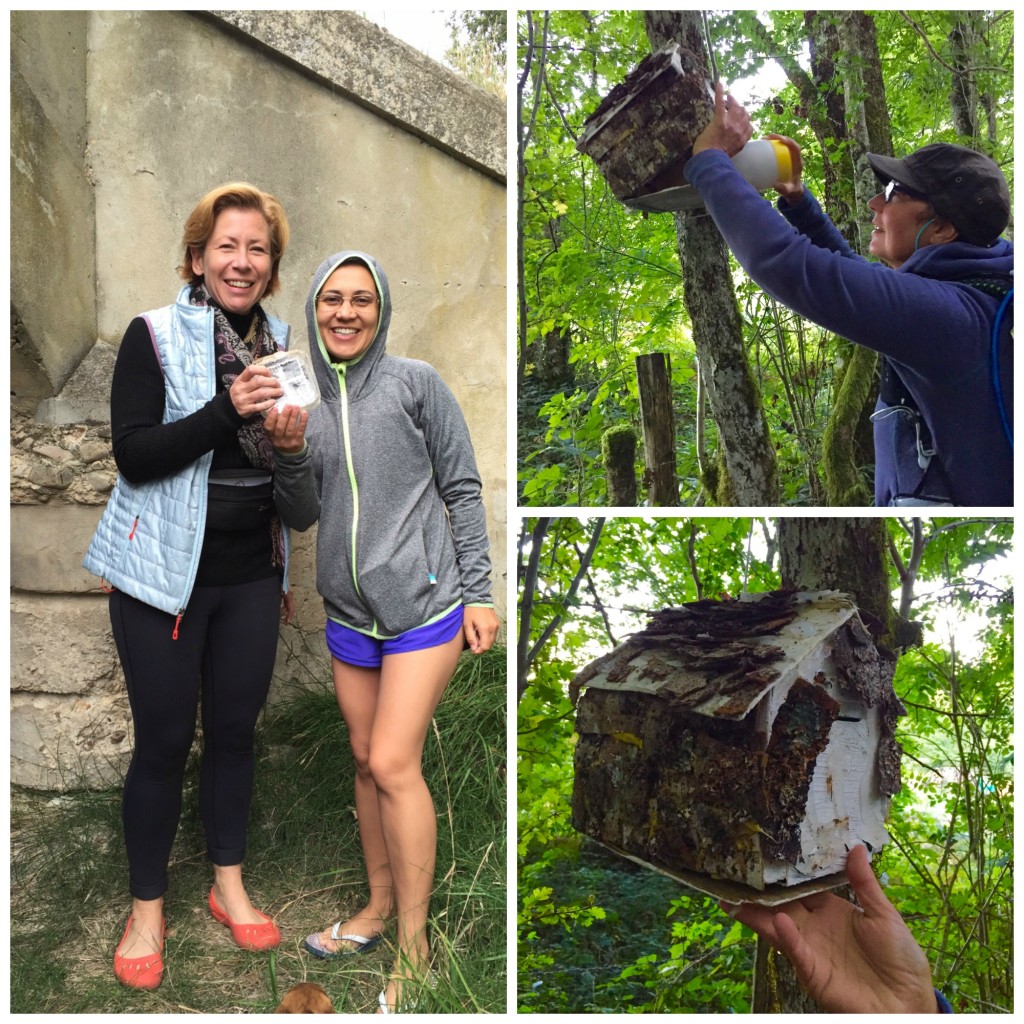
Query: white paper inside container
255,350,321,412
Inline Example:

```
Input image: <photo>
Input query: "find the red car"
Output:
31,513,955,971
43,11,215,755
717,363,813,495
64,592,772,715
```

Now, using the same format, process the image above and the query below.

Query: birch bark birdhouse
571,590,905,904
576,42,715,212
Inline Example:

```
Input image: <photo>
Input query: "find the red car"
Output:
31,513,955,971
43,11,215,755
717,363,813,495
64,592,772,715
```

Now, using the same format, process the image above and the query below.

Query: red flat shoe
208,886,281,951
113,914,165,990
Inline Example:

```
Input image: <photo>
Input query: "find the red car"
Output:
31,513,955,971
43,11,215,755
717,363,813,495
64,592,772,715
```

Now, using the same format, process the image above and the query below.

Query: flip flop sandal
377,970,437,1013
303,921,383,959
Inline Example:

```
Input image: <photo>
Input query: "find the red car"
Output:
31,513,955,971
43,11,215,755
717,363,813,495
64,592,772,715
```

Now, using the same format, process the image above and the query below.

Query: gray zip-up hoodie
273,251,493,637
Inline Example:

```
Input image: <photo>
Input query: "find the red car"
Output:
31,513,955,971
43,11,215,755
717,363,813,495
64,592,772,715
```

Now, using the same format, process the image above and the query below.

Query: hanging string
742,517,755,594
701,10,719,83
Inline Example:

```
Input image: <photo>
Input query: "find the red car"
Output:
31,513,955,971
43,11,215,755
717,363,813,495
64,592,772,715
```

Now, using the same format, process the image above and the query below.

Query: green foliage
518,10,1014,506
518,517,1013,1012
444,10,506,97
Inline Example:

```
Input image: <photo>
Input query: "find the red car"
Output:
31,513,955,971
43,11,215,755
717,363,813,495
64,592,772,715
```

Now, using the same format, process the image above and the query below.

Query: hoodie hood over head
306,251,391,402
280,249,494,636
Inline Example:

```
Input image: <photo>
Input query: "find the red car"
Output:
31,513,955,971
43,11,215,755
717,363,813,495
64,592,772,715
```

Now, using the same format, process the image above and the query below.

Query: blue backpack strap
991,287,1013,448
954,275,1013,449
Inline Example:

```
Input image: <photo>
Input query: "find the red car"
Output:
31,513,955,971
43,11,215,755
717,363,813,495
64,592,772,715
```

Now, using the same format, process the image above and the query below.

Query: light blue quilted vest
83,286,290,618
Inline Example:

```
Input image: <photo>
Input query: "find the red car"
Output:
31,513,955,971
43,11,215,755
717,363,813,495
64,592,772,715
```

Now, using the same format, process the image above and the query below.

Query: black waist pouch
206,471,275,532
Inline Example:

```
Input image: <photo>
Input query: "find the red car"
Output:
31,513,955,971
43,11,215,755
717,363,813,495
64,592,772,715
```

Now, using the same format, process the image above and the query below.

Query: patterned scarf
189,282,278,472
190,282,285,570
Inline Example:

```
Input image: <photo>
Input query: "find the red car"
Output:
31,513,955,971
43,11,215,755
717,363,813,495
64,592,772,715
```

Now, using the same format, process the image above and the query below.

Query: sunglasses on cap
883,179,928,203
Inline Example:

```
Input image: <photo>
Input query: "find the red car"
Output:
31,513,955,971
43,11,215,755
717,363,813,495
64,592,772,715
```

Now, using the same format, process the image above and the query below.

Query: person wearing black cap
683,82,1013,507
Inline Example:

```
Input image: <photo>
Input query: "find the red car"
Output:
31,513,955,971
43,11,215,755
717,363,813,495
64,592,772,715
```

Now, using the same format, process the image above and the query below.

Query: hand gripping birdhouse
571,590,905,904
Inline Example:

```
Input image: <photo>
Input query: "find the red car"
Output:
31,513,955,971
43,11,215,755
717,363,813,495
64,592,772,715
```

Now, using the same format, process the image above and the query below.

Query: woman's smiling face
866,186,937,268
190,207,273,313
316,263,380,361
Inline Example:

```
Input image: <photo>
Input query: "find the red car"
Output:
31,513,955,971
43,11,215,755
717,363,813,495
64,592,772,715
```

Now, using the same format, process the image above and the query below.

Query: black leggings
110,577,280,900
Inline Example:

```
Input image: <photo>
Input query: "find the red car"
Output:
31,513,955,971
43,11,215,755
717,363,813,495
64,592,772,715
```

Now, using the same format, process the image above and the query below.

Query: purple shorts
325,604,464,668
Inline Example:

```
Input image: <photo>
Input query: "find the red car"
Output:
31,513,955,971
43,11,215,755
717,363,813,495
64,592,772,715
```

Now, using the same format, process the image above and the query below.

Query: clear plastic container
254,350,321,412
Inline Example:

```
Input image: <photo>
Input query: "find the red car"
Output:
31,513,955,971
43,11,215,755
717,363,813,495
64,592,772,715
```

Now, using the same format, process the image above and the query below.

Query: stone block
10,691,131,791
11,594,119,695
11,56,96,411
11,506,105,593
209,10,504,181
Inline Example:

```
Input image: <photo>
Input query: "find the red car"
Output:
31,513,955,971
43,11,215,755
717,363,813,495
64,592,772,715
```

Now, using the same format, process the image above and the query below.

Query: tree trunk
644,10,780,506
758,516,900,1013
818,12,893,507
532,326,573,388
517,13,548,389
840,12,892,252
949,15,982,140
636,352,678,505
779,518,894,634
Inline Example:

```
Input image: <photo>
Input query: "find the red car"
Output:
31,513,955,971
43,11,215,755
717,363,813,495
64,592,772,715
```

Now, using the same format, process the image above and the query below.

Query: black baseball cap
866,143,1010,246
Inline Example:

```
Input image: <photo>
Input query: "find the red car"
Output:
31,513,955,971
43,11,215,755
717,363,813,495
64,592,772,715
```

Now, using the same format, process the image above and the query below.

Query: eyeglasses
317,292,378,310
883,180,928,203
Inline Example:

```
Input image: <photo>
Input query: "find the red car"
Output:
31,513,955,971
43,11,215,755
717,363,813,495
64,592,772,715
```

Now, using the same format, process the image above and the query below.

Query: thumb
714,79,727,116
845,844,891,917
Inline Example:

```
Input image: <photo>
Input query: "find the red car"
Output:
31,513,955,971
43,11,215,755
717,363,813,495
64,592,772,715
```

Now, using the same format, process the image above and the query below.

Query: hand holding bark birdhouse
571,590,905,904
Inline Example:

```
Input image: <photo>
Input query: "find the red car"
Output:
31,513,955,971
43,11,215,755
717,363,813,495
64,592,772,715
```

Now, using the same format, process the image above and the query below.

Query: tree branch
527,519,606,669
899,12,959,76
517,517,551,701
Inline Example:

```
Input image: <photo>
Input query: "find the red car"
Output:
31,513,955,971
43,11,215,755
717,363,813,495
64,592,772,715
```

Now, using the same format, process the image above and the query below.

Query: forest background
517,10,1014,507
517,517,1013,1012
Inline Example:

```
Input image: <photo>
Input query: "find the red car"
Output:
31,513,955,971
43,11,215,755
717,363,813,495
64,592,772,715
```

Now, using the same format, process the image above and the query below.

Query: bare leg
372,634,463,1012
312,659,395,953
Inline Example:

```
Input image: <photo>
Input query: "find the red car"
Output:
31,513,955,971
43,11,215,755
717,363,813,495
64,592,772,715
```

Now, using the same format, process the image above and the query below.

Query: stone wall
10,10,507,791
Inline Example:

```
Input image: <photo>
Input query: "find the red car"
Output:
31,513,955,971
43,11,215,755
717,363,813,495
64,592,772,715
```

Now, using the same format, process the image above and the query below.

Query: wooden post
636,352,678,505
601,424,638,505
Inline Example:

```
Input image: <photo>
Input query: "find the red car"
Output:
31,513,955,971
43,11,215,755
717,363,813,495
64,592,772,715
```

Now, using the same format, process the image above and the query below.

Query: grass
10,646,507,1014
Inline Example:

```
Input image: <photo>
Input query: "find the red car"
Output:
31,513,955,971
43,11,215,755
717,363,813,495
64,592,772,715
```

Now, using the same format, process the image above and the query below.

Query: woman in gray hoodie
269,251,499,1012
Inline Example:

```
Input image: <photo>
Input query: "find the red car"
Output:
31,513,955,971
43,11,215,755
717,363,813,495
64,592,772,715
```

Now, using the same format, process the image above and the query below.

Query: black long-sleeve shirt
109,306,279,587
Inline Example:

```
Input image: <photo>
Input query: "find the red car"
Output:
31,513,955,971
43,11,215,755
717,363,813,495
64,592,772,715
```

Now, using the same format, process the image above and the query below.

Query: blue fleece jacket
684,149,1013,507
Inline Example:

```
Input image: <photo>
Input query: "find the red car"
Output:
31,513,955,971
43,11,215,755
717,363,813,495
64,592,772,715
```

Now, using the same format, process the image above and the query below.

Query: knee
133,726,194,778
366,747,421,794
349,739,372,777
204,719,257,757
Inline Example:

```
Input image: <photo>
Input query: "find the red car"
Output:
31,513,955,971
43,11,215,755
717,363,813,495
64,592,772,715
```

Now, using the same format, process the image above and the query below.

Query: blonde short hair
178,182,290,296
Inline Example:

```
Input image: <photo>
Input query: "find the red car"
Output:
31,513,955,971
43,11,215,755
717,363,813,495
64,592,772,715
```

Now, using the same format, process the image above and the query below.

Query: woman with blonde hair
85,181,309,989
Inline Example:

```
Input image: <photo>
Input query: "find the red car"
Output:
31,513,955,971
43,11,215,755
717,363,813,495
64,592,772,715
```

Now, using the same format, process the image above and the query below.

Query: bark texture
818,12,892,506
576,44,714,200
636,352,678,505
779,518,893,636
644,10,780,506
949,15,982,139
